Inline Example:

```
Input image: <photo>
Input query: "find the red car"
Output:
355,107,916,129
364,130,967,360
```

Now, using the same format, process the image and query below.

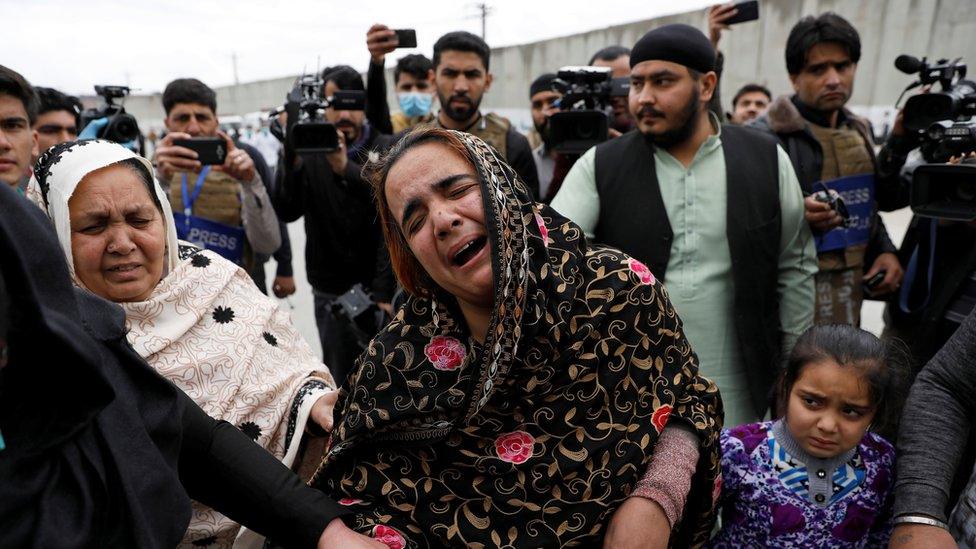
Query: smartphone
726,0,759,25
172,137,227,165
863,270,887,293
394,29,417,49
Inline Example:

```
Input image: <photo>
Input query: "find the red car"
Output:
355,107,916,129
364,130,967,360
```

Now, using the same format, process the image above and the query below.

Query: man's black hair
321,65,365,92
785,12,861,75
162,78,217,115
433,31,490,71
731,83,772,108
34,87,82,125
395,54,433,85
588,45,630,66
0,65,39,124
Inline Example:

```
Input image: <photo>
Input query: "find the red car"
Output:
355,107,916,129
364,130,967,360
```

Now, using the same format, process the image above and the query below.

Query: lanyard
180,166,212,219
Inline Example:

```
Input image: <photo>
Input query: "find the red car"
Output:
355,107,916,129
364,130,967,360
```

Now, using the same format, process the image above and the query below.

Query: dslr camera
895,54,976,220
79,85,141,144
270,75,366,154
547,66,629,154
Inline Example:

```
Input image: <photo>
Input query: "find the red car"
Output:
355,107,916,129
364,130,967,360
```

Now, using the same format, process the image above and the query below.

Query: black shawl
0,183,192,548
313,132,724,547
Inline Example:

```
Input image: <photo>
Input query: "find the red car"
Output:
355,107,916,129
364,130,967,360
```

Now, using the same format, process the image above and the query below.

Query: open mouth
107,263,141,273
450,235,488,267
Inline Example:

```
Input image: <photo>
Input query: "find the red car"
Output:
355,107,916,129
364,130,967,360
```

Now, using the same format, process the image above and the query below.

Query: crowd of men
2,4,976,543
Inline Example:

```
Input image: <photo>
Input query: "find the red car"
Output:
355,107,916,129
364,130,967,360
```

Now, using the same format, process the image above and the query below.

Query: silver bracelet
892,515,950,530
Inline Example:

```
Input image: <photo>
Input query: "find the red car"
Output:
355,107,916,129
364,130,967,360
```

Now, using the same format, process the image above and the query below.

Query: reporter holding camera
274,66,395,385
750,13,907,329
153,78,282,278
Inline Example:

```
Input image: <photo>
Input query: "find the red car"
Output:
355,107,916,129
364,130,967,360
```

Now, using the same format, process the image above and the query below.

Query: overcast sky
6,0,715,96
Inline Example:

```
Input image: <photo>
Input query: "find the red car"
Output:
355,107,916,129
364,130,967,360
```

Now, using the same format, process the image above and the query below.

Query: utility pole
476,2,492,40
231,52,240,85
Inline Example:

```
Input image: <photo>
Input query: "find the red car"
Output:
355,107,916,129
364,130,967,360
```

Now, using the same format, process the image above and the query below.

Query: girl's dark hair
780,324,910,437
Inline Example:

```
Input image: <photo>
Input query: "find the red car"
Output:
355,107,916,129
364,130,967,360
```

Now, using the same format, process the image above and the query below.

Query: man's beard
535,119,552,149
640,87,701,148
439,92,482,123
336,121,360,144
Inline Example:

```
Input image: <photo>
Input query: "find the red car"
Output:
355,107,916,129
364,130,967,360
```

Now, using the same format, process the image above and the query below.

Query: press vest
592,126,782,416
169,170,253,268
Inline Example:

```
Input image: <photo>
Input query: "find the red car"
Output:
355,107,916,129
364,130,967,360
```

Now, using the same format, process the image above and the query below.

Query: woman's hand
889,524,956,548
602,497,671,549
317,518,386,548
310,391,339,433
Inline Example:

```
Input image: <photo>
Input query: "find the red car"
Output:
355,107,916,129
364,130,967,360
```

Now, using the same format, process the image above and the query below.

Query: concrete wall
117,0,975,133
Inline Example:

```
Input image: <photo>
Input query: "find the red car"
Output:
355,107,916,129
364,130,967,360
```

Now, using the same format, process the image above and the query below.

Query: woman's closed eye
80,222,106,234
449,183,475,199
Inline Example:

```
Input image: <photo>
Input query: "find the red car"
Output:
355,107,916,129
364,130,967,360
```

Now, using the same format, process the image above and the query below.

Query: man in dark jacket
750,13,908,327
274,65,395,384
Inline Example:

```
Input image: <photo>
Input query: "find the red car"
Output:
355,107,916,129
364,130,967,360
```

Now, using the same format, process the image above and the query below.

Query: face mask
398,92,433,118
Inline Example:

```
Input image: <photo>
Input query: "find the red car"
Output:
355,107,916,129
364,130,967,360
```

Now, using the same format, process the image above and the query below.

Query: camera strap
899,218,937,314
180,166,212,218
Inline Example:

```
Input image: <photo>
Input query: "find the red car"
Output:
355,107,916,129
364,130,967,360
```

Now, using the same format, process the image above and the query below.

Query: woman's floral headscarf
313,131,724,547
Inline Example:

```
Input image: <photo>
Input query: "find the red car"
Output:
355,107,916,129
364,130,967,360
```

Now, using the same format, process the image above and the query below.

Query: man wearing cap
527,73,561,200
552,24,817,427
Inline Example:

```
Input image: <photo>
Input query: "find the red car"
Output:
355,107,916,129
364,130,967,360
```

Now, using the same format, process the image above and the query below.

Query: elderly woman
28,139,339,548
311,128,724,548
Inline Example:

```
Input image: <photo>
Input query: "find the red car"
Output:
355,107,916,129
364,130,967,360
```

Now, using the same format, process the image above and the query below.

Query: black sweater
0,183,345,548
273,131,395,300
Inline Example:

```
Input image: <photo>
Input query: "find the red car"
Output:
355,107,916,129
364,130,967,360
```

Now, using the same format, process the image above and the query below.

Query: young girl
709,324,908,548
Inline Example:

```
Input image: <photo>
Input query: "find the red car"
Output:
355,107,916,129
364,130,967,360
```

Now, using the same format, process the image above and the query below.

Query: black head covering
630,23,716,73
313,131,723,547
0,184,191,547
529,72,558,98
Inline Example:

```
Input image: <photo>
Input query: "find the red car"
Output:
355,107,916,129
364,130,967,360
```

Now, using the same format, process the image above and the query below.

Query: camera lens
105,114,140,142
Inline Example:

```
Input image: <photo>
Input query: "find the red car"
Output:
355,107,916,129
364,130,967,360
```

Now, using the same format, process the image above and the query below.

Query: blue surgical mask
398,92,433,118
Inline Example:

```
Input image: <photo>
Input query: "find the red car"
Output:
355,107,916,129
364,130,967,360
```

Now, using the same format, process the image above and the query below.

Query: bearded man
551,24,817,427
430,31,539,199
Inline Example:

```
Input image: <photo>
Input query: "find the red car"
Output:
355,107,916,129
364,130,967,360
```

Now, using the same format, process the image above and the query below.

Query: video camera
269,75,366,154
895,54,976,221
79,85,141,144
547,66,629,154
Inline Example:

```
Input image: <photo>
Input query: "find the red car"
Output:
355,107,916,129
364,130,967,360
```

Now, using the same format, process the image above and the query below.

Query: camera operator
552,24,817,428
31,87,81,160
0,65,38,192
589,46,634,134
728,83,771,124
273,65,395,384
153,78,282,279
884,144,976,370
751,12,907,327
365,24,436,135
431,31,540,199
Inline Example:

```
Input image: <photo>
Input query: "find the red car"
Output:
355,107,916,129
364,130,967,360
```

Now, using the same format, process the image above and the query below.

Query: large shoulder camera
895,54,976,221
547,66,629,154
269,75,366,154
80,85,141,144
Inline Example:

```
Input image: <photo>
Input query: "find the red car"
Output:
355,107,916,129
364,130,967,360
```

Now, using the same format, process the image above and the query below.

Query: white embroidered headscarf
28,139,180,283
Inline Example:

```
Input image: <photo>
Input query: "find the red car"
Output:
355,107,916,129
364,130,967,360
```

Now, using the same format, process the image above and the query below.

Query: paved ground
270,208,915,360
